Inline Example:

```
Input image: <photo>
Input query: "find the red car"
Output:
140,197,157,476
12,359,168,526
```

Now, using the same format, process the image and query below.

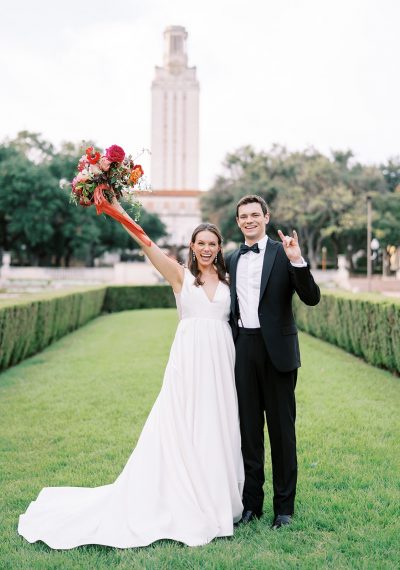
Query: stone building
139,26,202,248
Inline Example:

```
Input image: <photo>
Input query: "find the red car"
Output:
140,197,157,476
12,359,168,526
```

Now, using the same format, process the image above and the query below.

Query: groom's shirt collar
244,234,268,251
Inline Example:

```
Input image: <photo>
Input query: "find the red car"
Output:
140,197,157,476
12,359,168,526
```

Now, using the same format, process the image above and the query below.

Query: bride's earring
192,251,196,262
213,255,218,265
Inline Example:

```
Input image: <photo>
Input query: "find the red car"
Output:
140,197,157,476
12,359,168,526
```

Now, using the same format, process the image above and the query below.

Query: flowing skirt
18,317,244,548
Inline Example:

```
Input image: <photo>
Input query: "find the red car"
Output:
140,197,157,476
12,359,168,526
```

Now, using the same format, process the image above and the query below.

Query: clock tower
140,26,202,248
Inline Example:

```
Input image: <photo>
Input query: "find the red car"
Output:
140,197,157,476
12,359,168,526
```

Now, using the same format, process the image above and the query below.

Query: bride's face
191,230,220,269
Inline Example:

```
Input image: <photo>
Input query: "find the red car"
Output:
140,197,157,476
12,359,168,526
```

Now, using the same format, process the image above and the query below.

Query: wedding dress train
18,269,244,548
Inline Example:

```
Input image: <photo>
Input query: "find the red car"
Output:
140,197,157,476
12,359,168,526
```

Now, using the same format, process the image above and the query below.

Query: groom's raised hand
277,230,303,263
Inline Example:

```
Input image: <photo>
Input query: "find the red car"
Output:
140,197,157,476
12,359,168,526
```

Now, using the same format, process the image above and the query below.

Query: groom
226,195,320,529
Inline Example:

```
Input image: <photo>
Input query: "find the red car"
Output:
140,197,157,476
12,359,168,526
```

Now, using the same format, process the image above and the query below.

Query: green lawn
1,309,399,569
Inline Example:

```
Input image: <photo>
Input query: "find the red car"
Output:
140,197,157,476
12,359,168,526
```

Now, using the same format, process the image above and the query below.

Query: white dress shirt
236,235,307,328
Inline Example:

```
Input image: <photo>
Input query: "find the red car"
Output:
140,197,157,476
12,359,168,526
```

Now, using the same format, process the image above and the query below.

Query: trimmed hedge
0,288,106,371
294,292,400,374
0,285,176,373
2,284,399,375
103,285,175,312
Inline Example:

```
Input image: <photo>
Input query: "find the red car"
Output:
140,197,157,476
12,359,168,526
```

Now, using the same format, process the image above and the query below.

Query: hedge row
0,288,106,371
294,292,400,374
103,285,175,312
2,285,399,375
0,285,175,373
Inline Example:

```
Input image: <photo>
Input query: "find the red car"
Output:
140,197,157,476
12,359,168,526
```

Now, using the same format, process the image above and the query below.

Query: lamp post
321,246,327,271
367,195,372,291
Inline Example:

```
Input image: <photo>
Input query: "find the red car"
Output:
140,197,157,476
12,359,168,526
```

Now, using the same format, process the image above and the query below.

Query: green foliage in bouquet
294,291,400,373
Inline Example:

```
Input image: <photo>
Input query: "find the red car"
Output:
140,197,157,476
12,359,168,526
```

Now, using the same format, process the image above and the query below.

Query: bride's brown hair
188,223,229,288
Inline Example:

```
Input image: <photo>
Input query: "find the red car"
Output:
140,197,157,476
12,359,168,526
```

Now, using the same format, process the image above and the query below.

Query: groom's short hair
236,195,269,217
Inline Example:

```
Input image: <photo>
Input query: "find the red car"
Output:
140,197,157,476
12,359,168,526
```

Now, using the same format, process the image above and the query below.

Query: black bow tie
239,243,260,255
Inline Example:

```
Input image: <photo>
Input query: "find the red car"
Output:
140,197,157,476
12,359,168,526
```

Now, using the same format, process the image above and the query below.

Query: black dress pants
235,328,297,516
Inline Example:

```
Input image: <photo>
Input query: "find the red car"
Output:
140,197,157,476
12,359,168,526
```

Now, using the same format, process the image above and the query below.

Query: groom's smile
236,203,270,245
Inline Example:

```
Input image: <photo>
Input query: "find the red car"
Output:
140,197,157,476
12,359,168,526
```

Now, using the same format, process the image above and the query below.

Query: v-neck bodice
174,269,231,321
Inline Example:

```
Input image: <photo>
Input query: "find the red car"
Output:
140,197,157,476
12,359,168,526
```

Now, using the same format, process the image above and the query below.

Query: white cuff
290,257,307,268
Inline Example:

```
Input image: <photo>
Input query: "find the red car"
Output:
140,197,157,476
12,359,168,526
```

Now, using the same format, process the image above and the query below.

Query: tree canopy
0,132,166,266
202,145,399,268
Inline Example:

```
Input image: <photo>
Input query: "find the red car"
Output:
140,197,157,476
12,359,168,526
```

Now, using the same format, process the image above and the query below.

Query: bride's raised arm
111,199,184,293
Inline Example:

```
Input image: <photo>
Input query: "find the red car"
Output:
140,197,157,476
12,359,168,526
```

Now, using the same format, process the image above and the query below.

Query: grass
1,308,399,569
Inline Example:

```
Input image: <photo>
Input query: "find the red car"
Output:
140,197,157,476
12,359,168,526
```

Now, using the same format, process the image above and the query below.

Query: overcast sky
1,0,399,189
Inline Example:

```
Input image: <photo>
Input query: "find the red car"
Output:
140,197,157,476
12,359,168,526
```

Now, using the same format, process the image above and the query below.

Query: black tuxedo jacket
226,238,321,373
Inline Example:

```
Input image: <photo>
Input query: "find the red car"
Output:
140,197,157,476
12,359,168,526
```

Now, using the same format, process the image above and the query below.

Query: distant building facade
140,25,202,247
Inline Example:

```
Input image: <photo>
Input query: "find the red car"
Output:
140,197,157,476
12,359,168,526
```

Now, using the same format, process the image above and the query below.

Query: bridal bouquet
69,144,145,208
62,144,151,246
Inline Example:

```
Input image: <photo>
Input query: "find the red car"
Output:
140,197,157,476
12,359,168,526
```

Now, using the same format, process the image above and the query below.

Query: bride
18,205,244,549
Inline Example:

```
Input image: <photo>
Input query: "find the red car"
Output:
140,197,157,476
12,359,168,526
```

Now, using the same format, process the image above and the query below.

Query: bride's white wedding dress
18,269,244,549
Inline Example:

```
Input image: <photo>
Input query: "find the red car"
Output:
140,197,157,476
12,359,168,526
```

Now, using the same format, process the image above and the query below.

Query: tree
89,206,167,264
380,157,400,193
373,191,400,247
201,145,282,243
203,145,394,269
0,151,56,265
273,149,356,268
0,133,166,266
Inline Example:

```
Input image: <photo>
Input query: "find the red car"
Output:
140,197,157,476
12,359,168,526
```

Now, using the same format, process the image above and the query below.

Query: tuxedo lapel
259,239,279,302
229,249,241,315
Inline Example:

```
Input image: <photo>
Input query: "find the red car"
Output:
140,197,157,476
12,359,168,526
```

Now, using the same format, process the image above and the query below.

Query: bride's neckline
200,279,221,303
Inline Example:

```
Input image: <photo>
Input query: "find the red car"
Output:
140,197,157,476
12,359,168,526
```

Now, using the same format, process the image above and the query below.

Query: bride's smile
191,230,221,269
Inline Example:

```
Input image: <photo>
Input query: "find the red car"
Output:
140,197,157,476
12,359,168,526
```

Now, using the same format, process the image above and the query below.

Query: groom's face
236,202,269,244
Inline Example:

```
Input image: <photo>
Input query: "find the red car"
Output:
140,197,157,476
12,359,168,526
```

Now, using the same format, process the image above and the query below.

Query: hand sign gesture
277,230,302,263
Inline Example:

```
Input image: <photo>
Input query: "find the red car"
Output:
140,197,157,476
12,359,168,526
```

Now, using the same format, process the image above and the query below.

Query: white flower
59,178,69,190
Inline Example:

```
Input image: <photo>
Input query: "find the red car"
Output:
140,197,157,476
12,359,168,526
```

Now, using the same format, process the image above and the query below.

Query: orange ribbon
94,185,152,247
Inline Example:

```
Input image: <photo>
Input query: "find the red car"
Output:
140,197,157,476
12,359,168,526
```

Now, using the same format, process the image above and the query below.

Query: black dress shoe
271,514,292,530
237,510,260,525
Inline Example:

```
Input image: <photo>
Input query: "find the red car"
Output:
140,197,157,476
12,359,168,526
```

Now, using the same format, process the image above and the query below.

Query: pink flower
105,144,125,163
76,172,90,182
99,156,111,171
77,158,87,172
89,163,102,175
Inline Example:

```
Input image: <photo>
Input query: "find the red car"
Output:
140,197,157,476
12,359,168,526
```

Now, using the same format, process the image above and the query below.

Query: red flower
105,145,125,163
86,146,101,165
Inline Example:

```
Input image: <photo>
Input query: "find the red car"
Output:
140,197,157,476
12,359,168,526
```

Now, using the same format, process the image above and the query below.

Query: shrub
103,286,175,312
294,292,400,374
3,284,399,376
0,288,106,371
0,285,175,373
